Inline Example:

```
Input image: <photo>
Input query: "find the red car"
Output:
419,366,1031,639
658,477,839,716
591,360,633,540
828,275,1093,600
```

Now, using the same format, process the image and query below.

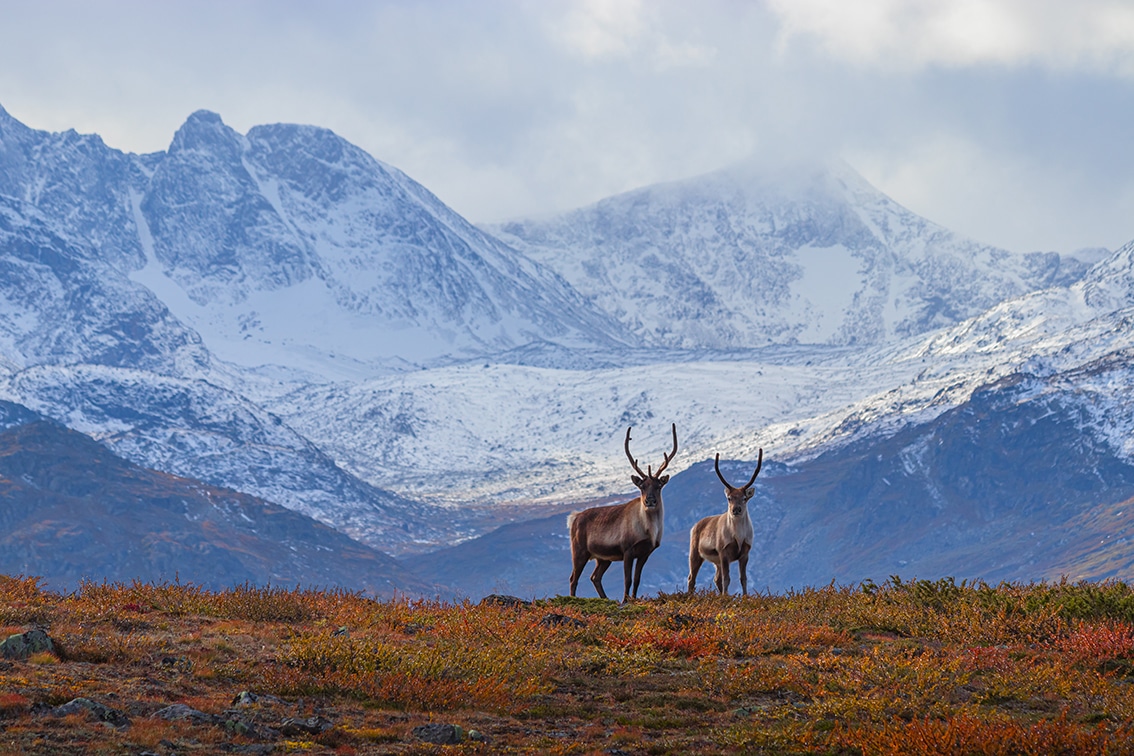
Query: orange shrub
1055,621,1134,666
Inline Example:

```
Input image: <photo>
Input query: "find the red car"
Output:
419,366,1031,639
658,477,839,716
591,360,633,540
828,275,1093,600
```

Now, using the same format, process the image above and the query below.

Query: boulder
0,628,54,660
154,703,217,724
413,723,465,744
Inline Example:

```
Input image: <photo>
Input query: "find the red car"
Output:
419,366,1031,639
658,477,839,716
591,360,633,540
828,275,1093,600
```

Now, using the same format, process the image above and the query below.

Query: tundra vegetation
3,574,1134,753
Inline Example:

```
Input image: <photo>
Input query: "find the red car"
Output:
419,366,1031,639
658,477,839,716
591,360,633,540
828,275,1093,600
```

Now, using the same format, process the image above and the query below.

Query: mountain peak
169,109,241,156
185,109,224,125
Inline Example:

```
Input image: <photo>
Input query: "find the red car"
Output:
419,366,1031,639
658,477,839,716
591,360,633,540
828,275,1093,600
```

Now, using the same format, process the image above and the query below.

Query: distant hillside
0,400,432,594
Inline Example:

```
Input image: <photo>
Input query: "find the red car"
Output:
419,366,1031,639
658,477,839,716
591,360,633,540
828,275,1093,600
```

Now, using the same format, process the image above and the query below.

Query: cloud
558,0,647,59
0,0,1130,254
551,0,716,69
849,133,1132,253
767,0,1134,75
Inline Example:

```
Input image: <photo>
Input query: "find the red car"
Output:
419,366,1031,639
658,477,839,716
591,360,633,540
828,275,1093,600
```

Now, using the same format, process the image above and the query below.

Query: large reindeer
687,449,763,596
568,423,678,603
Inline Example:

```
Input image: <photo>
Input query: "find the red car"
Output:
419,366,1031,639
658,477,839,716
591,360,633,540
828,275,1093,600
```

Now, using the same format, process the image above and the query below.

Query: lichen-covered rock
279,715,333,736
231,690,285,707
154,703,216,724
0,628,54,659
413,722,464,744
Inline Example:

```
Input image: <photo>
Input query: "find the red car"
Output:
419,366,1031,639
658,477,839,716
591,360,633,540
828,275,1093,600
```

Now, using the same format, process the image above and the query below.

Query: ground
2,575,1134,754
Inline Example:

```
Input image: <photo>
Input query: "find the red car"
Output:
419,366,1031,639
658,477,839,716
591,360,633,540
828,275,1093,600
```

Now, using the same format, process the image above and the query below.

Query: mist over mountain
1,101,1133,597
489,159,1090,349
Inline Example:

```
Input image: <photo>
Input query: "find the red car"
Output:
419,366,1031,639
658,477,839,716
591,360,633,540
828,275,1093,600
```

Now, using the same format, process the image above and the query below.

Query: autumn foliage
2,574,1134,753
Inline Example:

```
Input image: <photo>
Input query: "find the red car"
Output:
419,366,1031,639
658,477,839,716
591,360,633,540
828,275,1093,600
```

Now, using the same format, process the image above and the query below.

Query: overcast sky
1,0,1132,255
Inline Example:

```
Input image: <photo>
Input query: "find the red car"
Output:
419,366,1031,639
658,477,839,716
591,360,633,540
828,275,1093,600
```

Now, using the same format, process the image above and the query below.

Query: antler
715,448,763,490
625,426,647,478
625,423,679,479
654,423,678,477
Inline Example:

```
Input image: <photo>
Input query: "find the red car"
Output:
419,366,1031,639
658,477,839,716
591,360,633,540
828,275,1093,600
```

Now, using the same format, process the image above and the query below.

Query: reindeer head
625,423,678,510
715,450,763,517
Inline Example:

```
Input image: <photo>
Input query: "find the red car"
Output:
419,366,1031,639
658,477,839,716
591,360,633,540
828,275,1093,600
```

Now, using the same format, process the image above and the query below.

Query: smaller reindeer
687,449,763,596
568,424,678,603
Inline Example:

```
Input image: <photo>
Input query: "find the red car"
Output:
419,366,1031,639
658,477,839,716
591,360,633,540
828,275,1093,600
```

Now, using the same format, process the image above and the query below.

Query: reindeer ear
631,475,644,488
744,488,754,501
658,475,670,485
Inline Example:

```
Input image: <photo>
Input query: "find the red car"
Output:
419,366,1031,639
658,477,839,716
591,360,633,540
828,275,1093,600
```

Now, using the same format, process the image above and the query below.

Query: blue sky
1,0,1132,255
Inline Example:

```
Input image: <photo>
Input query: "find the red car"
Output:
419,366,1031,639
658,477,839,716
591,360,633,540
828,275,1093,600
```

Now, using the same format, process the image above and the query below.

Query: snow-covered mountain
489,159,1089,350
267,237,1134,511
134,111,630,379
3,102,630,561
4,100,1134,596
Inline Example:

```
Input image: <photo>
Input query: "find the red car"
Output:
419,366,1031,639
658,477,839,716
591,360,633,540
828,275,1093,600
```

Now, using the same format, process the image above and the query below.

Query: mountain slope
489,159,1088,350
0,195,211,377
0,400,433,594
416,367,1134,598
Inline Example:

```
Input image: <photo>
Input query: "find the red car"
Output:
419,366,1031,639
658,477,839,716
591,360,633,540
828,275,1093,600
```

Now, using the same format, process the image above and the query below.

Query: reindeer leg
590,560,611,600
619,558,633,603
713,562,724,594
688,550,703,594
721,559,731,596
739,552,749,597
569,550,590,597
631,551,651,600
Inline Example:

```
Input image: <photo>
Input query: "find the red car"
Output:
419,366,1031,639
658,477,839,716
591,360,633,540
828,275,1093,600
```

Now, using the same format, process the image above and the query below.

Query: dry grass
2,574,1134,753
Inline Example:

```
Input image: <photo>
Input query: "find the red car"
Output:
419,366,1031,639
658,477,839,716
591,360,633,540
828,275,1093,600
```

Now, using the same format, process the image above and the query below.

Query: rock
331,626,349,637
0,628,55,660
413,722,465,744
539,613,587,629
279,715,333,736
480,594,531,609
52,697,130,728
154,703,216,724
232,690,284,707
222,716,277,740
468,729,487,742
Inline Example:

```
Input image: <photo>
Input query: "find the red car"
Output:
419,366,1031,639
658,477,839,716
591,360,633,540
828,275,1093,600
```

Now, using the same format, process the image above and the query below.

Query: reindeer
687,449,763,596
568,424,678,603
